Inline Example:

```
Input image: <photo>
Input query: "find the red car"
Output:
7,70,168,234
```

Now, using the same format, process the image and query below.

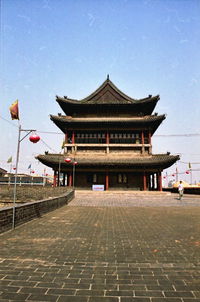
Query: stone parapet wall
163,187,200,195
0,186,70,204
0,190,74,233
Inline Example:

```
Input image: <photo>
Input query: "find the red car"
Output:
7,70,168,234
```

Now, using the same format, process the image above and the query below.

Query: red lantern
31,170,35,173
186,171,190,174
45,173,48,176
29,134,40,143
65,158,71,163
172,174,175,177
73,161,78,165
13,167,16,170
163,176,166,179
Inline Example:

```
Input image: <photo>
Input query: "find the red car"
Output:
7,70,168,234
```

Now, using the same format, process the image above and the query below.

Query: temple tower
37,77,179,190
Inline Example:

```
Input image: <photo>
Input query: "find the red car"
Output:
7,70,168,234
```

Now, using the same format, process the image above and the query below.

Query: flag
9,100,19,120
61,139,65,149
189,162,191,169
28,164,31,169
7,156,12,163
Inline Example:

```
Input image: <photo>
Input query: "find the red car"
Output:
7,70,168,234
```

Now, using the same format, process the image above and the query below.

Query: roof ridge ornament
107,74,110,81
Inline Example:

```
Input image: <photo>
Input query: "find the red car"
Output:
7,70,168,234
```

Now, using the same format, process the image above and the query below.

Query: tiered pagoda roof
37,153,179,170
50,114,166,134
56,77,160,116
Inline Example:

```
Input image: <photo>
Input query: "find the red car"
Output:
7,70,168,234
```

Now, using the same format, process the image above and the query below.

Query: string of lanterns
64,158,78,165
163,170,191,178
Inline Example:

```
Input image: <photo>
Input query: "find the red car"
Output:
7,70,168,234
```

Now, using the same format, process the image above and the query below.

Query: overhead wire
0,115,18,128
1,115,200,157
40,138,57,153
179,161,200,165
37,131,63,135
154,133,200,137
1,114,200,136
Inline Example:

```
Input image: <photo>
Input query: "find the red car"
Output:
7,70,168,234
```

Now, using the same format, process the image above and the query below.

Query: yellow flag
61,140,65,149
7,156,12,163
9,100,19,120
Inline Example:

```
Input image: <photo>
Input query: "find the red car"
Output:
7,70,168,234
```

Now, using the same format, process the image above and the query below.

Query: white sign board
92,184,104,191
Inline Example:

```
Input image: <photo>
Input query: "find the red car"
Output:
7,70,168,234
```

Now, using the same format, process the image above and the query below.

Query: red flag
9,100,19,120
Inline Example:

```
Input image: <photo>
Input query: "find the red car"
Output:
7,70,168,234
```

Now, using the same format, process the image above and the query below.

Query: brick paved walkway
0,192,200,301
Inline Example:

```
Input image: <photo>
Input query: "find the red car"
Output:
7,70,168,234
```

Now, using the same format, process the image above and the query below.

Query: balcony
64,143,152,155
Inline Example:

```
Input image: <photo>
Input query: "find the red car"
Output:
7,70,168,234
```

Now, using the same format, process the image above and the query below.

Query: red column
106,132,109,144
72,131,75,144
143,172,147,191
69,172,72,187
157,172,162,191
53,171,57,187
105,171,109,191
141,131,144,144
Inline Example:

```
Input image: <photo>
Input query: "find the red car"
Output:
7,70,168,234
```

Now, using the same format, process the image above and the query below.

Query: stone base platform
1,191,200,301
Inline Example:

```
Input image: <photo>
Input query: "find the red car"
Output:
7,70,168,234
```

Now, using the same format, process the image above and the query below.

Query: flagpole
9,163,12,186
58,152,61,187
9,99,40,229
43,168,46,187
189,163,192,185
176,167,178,183
12,124,21,229
166,172,168,188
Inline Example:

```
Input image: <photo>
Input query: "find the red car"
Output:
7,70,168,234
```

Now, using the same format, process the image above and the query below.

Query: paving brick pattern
0,191,200,301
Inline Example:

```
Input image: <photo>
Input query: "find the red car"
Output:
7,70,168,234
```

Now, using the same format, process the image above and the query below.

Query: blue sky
1,0,200,183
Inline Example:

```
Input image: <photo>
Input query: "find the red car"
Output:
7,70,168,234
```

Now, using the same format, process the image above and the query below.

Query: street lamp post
58,153,62,187
64,158,77,189
72,161,78,189
12,126,40,229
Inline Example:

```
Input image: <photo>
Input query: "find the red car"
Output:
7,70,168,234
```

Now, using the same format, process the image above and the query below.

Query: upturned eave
56,94,160,106
36,153,180,171
50,114,166,134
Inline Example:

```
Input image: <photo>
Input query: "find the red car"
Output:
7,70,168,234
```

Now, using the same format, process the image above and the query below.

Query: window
93,174,97,183
118,173,127,184
118,173,122,183
75,133,106,144
87,173,97,183
136,134,140,144
123,174,127,183
109,132,141,144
